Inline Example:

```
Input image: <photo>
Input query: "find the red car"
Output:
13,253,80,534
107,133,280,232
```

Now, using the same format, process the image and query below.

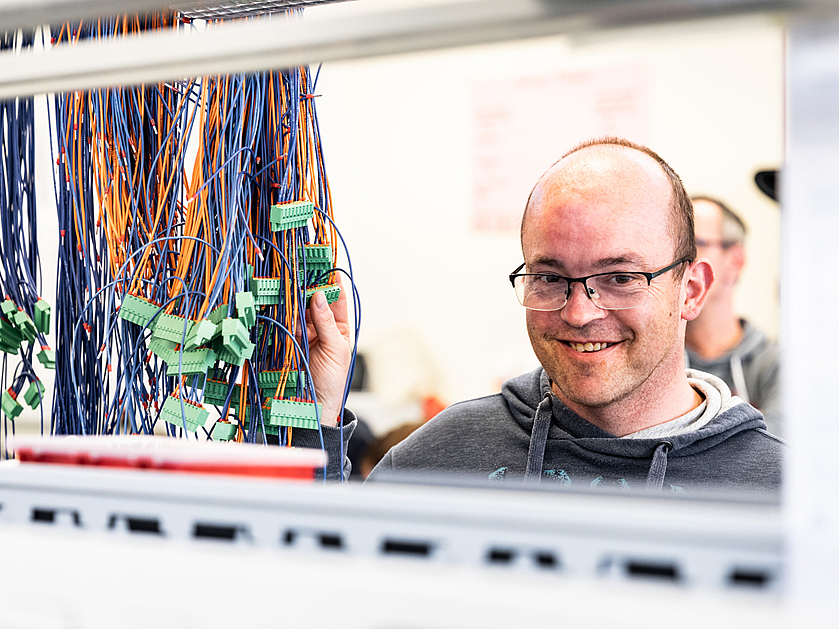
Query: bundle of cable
0,29,54,454
45,12,359,480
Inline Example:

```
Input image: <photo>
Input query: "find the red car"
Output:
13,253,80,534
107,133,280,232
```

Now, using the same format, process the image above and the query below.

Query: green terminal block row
208,304,229,326
152,312,194,343
261,398,321,430
298,244,333,271
212,421,238,441
236,291,256,328
211,336,255,368
184,318,218,351
118,294,161,329
270,200,314,232
33,299,51,335
252,277,282,298
165,347,217,377
0,318,22,354
37,347,55,370
2,389,23,419
203,379,238,406
257,370,304,397
304,284,341,309
13,310,37,343
221,319,251,358
161,395,210,433
148,338,176,363
24,380,45,409
1,299,16,318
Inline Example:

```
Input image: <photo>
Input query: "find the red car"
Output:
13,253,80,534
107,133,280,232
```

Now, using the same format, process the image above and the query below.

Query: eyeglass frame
508,257,693,311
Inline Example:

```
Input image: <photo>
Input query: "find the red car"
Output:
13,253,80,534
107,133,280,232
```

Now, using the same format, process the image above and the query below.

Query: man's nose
560,282,608,327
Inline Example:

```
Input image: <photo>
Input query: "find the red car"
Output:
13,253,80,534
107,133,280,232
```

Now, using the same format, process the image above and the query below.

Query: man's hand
305,275,351,427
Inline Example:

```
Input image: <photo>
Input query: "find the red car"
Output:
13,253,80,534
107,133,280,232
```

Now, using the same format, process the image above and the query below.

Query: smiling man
363,137,783,492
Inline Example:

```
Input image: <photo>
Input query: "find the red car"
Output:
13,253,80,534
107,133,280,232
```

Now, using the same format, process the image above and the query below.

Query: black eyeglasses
509,258,692,311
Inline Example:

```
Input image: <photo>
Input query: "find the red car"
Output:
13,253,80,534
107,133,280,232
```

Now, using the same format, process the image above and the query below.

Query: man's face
693,199,741,295
522,147,689,417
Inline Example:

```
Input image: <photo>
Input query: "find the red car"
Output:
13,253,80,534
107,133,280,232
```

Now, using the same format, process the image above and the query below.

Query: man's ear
681,259,714,321
729,243,746,282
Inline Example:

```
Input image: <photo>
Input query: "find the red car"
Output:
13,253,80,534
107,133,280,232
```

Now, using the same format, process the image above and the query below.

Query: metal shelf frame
0,0,830,99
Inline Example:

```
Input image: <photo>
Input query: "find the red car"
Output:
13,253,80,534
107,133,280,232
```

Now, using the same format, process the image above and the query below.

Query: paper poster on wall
470,63,651,232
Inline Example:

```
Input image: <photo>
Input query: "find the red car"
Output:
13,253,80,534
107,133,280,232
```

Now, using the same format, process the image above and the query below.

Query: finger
329,273,349,328
309,290,342,351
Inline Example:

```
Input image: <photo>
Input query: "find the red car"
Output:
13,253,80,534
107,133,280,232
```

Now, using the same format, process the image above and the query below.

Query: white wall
317,14,784,428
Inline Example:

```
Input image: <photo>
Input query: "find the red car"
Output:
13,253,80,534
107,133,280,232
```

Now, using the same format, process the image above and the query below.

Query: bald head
522,137,696,267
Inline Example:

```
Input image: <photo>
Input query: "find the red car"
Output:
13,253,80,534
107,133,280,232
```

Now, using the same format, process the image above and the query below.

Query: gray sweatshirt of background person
368,368,784,493
685,319,781,437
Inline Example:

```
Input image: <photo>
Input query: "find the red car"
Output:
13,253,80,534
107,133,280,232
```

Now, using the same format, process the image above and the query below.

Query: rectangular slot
729,568,770,587
193,523,238,541
533,552,559,568
381,539,432,557
31,508,55,523
127,517,162,535
487,548,516,564
625,560,680,581
318,533,343,549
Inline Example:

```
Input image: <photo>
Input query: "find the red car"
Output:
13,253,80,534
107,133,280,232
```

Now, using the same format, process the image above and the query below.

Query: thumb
310,291,338,344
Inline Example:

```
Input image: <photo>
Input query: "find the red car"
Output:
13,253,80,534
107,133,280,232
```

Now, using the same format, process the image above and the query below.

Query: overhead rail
0,0,828,99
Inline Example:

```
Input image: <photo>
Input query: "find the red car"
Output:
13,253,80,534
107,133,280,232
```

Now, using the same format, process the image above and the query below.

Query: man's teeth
569,342,612,352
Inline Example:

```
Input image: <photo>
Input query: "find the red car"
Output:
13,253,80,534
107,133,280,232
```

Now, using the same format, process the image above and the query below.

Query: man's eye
538,275,563,284
607,273,642,286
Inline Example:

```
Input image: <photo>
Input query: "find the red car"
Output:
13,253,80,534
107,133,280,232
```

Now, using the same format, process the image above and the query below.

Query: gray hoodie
369,368,783,493
685,319,781,437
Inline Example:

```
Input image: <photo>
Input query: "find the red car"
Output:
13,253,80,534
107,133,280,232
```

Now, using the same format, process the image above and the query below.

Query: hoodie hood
503,367,768,486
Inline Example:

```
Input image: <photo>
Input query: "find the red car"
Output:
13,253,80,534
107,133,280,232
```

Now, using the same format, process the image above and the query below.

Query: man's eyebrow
593,255,648,269
528,254,648,273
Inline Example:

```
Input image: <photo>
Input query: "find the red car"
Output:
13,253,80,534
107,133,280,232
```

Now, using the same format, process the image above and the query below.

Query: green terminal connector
221,318,251,358
298,244,333,271
0,318,22,354
203,378,240,406
262,398,321,430
118,294,161,330
37,347,55,369
151,313,194,344
236,291,256,328
161,394,210,433
211,336,255,367
184,318,218,351
258,370,304,397
23,380,45,409
208,304,229,326
1,299,16,318
1,389,23,420
212,421,238,441
147,338,176,363
304,284,341,309
165,347,217,377
252,277,282,298
13,310,37,342
33,299,51,335
270,200,314,232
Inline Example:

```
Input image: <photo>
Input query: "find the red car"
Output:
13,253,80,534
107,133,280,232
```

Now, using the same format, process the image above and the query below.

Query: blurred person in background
685,197,781,437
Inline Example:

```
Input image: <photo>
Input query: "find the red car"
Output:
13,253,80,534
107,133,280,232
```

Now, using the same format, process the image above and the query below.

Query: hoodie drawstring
645,441,672,491
524,393,553,482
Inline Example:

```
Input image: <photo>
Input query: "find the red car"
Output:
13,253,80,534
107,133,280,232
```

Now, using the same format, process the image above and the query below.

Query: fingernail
313,291,327,310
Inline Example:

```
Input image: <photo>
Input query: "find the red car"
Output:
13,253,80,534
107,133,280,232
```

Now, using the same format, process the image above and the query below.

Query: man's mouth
565,341,615,353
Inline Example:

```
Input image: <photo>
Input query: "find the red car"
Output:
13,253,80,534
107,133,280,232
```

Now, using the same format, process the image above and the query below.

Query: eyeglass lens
514,272,650,311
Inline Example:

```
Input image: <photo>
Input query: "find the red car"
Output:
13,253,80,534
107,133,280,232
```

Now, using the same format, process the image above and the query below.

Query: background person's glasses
508,258,692,311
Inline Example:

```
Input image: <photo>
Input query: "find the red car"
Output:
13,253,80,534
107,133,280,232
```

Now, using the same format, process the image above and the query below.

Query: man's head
690,196,746,301
519,137,712,428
